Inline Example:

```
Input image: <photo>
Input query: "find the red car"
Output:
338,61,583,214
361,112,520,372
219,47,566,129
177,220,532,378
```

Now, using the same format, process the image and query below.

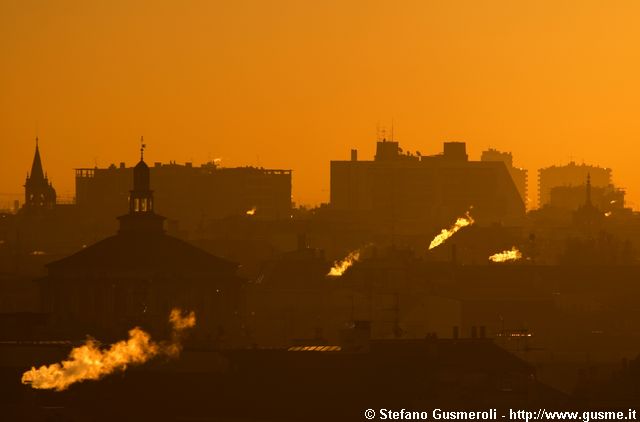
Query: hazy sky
2,0,640,209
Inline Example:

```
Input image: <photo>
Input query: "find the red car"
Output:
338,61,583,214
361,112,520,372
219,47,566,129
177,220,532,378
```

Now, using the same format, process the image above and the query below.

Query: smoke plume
488,246,523,262
21,308,195,391
328,249,361,276
429,210,475,250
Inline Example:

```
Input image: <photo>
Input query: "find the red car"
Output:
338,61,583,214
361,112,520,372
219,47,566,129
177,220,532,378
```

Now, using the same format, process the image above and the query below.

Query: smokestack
351,149,358,161
453,326,459,339
471,326,477,339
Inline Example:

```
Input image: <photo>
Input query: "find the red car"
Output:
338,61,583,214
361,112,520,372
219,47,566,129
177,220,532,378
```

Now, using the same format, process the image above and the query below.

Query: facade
330,140,525,230
75,161,292,236
481,148,528,209
40,153,246,346
538,162,612,207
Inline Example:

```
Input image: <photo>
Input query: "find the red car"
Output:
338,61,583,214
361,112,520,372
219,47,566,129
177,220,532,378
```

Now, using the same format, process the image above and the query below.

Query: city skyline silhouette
3,2,640,421
2,1,640,208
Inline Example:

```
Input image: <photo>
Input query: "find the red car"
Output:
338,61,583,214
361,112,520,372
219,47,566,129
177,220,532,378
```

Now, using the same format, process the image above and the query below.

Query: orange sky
2,0,640,210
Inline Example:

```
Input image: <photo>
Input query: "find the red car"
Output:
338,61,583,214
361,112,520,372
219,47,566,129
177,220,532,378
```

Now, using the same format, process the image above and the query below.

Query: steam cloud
429,210,475,250
21,308,196,391
328,249,361,276
489,246,523,262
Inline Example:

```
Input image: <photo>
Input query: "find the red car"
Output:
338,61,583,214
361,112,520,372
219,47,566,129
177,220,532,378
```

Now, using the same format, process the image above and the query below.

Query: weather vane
140,136,146,161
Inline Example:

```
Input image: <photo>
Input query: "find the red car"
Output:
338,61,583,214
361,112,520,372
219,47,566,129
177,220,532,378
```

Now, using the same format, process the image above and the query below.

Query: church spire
30,137,45,181
23,137,56,211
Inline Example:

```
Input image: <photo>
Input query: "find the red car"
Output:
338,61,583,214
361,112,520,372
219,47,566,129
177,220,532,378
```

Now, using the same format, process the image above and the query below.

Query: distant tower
117,140,165,233
572,172,603,235
23,137,56,211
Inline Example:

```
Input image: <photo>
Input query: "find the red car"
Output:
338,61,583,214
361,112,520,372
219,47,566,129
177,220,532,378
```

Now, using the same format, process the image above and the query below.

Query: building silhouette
538,161,611,207
40,150,245,345
22,137,56,212
481,148,528,209
330,139,525,229
571,174,605,235
549,183,624,212
75,160,292,237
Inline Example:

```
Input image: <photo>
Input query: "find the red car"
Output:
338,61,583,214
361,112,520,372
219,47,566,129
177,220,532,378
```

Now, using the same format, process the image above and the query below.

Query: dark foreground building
1,335,571,422
38,153,245,345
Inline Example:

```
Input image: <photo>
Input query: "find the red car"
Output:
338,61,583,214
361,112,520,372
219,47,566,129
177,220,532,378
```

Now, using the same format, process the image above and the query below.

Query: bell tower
118,138,165,233
129,139,154,214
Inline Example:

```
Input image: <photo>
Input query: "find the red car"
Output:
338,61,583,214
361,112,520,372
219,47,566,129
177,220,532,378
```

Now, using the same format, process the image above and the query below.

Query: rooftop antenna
140,136,146,161
391,118,394,141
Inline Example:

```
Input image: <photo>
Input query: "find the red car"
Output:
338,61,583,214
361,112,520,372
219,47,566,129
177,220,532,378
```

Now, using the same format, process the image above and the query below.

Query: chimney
351,149,358,161
119,162,125,169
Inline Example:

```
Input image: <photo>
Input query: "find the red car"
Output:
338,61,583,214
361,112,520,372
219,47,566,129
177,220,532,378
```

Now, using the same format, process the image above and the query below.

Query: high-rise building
75,160,292,236
330,139,525,229
538,162,611,207
480,148,528,209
